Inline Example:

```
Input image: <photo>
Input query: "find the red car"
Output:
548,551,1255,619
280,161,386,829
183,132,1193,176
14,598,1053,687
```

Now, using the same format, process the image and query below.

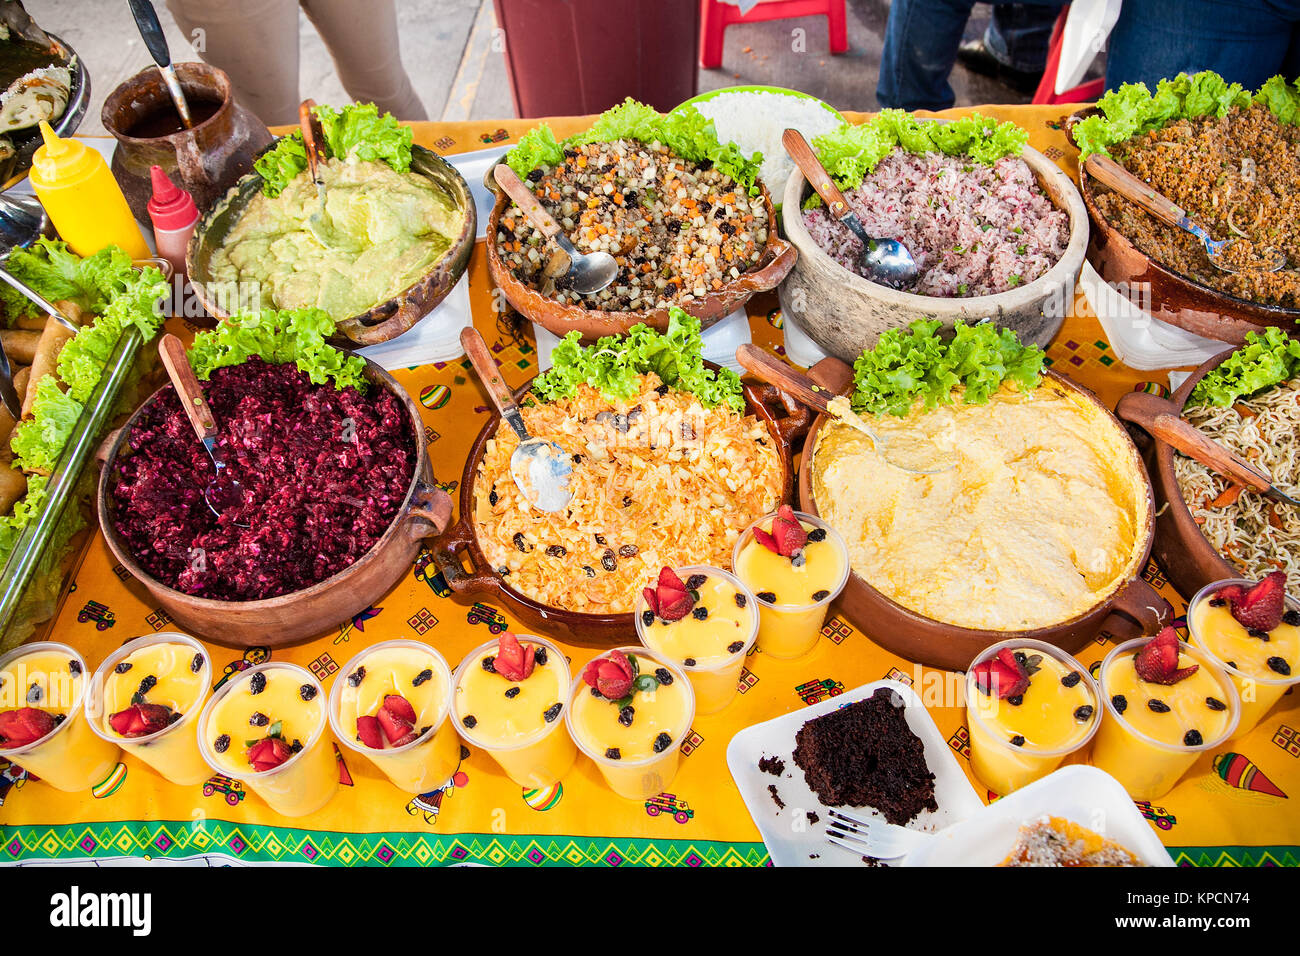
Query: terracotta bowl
794,357,1167,672
484,161,797,340
97,358,454,648
187,144,476,344
1066,109,1300,343
1114,347,1265,601
778,140,1088,363
429,370,812,647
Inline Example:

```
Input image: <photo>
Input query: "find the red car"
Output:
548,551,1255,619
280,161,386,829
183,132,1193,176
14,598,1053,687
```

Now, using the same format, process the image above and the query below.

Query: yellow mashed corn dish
810,380,1148,631
208,157,465,322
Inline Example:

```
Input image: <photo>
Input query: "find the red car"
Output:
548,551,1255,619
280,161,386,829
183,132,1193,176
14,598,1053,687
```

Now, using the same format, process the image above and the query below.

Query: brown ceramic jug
102,62,272,224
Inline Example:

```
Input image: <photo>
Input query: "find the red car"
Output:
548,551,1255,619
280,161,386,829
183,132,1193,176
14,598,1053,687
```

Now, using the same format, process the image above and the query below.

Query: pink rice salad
803,149,1069,297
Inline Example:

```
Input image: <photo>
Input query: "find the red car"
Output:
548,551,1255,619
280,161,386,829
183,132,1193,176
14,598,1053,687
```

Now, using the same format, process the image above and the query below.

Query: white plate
725,679,982,867
903,764,1175,867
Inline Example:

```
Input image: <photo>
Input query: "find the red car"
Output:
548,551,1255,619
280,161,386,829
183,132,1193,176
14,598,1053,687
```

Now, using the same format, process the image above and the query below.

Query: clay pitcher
102,62,272,224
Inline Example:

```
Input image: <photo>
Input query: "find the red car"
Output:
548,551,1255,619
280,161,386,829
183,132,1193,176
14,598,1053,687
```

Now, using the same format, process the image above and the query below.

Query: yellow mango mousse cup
450,635,575,788
197,662,336,817
1186,579,1300,738
0,642,120,792
634,565,758,714
329,640,462,793
964,639,1100,795
84,633,212,786
1090,638,1240,801
565,647,694,800
732,510,850,660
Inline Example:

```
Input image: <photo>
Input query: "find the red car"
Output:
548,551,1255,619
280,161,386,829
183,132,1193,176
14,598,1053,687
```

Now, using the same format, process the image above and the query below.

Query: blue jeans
986,5,1061,72
878,0,1300,112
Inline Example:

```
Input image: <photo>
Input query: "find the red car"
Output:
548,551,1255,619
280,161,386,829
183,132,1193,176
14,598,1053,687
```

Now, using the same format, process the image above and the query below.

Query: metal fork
825,807,934,861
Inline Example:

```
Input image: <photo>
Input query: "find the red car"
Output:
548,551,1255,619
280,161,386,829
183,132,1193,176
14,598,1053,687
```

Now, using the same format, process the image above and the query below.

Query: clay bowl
793,357,1166,672
484,161,797,340
430,369,813,647
779,137,1088,363
1069,110,1300,343
97,357,453,648
1114,347,1267,601
187,144,476,344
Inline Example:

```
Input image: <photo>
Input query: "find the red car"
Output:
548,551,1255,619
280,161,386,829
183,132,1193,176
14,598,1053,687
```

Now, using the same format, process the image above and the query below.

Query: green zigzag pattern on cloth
0,823,772,867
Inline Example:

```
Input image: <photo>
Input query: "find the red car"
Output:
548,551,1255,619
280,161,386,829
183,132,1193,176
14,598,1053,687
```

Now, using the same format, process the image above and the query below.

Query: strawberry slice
658,567,687,592
582,649,635,701
107,703,174,738
247,736,293,772
1135,627,1200,685
492,632,536,681
1223,571,1287,632
355,715,384,749
376,705,414,746
646,567,695,622
971,648,1030,698
0,707,56,747
642,586,660,616
753,506,808,558
382,694,418,724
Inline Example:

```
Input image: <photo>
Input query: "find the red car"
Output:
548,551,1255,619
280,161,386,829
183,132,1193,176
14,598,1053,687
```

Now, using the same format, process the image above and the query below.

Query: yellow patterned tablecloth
0,107,1295,867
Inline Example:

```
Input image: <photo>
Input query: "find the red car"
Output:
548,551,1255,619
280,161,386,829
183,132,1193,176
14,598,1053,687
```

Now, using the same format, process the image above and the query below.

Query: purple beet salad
110,357,416,601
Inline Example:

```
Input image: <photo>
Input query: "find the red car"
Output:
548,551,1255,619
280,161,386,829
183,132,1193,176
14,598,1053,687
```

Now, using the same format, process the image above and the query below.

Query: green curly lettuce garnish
531,307,743,412
0,238,139,325
187,307,368,392
1188,328,1300,408
1072,70,1287,158
505,98,763,196
851,318,1045,417
253,102,414,197
806,109,1029,197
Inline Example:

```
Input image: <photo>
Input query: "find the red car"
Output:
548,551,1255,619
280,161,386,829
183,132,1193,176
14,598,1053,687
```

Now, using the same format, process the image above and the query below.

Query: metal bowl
1,33,91,187
186,143,476,345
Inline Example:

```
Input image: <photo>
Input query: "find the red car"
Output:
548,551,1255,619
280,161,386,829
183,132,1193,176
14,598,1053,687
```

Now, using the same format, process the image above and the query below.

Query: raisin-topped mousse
792,687,938,825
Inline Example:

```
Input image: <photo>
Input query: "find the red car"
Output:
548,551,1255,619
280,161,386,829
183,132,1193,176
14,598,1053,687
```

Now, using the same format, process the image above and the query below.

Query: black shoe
956,38,1042,95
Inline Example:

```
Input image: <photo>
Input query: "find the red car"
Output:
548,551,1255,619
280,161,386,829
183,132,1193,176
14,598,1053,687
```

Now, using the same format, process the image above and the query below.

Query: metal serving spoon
460,326,573,512
492,164,618,296
736,344,956,476
127,0,193,129
1085,154,1285,274
158,333,248,526
782,128,919,290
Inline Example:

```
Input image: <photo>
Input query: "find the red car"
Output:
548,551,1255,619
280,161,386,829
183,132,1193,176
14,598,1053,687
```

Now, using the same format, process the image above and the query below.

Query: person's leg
164,0,301,126
877,0,981,110
984,3,1064,72
299,0,428,120
1106,0,1300,91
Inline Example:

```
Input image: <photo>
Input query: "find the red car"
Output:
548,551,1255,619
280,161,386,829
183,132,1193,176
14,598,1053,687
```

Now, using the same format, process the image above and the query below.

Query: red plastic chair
699,0,849,69
1032,4,1105,104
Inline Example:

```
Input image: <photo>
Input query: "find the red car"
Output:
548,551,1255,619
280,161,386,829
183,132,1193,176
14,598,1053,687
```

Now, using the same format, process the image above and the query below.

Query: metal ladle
158,333,248,526
782,128,919,290
460,326,573,512
492,164,618,296
1085,154,1285,274
127,0,193,129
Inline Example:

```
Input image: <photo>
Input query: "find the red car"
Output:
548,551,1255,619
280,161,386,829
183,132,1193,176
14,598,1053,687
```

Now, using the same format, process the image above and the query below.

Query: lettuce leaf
505,123,563,179
851,319,1045,417
187,307,368,392
811,109,1028,191
531,306,743,412
0,238,138,324
252,102,413,198
1188,328,1300,407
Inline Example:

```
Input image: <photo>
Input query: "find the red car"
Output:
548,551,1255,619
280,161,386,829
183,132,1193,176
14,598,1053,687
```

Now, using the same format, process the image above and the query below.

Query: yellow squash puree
102,643,205,729
811,382,1147,631
209,157,464,322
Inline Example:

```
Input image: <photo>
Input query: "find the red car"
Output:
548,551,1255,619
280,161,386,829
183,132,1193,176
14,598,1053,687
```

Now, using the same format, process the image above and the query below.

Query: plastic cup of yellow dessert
450,634,575,788
1089,637,1240,802
329,640,462,794
0,642,120,792
732,510,850,660
197,662,336,817
634,565,758,715
566,646,695,800
84,632,212,786
964,639,1100,795
1186,579,1300,738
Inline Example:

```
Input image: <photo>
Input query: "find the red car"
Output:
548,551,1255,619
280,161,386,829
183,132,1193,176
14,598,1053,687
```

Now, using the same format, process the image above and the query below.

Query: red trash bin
493,0,700,117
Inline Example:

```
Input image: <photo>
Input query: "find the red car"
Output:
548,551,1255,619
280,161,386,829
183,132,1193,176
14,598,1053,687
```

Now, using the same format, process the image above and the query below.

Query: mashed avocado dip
208,157,465,322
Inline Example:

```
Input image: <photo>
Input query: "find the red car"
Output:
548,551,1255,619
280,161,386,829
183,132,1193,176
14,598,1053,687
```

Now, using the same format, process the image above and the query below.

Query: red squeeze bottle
146,165,199,277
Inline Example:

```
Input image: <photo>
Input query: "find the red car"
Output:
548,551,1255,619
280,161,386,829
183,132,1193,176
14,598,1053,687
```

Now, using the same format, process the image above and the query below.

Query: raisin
513,532,531,552
758,591,777,603
1014,651,1028,667
807,528,827,542
1268,656,1291,676
583,565,596,578
249,712,269,727
1205,696,1226,711
190,653,203,673
1010,735,1025,747
25,684,41,704
653,733,672,753
1285,610,1300,627
1184,729,1203,746
618,706,634,727
685,574,708,589
1073,705,1094,721
534,646,548,666
1112,694,1128,714
683,657,697,667
544,703,562,722
299,684,317,702
68,659,82,675
654,667,673,686
619,544,639,557
138,675,158,696
812,589,830,601
1148,699,1171,713
526,168,543,182
594,534,607,546
734,592,747,608
115,661,133,674
692,606,709,621
622,495,633,507
462,715,477,729
347,667,366,687
665,219,681,235
642,610,655,627
1209,597,1226,607
482,656,496,673
214,734,230,753
1007,695,1023,706
249,671,267,695
605,747,622,760
413,669,433,687
718,220,735,236
1061,671,1082,687
727,641,745,654
505,687,521,699
488,488,499,506
1248,628,1270,640
545,544,567,557
590,686,603,698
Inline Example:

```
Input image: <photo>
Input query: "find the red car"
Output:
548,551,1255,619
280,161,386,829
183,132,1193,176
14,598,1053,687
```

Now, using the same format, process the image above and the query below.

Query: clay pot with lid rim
96,356,453,649
429,365,813,647
792,356,1167,672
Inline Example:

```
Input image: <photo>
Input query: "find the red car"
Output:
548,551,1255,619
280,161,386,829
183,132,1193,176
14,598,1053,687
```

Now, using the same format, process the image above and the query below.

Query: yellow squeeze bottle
29,121,150,259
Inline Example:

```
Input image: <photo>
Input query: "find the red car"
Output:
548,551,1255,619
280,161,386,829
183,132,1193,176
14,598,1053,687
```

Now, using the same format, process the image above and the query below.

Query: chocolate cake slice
792,687,938,825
